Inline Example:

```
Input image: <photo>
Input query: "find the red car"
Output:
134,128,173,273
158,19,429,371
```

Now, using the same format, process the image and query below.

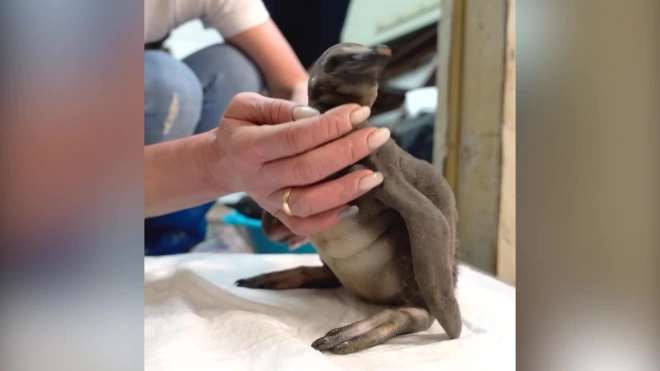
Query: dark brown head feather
308,42,391,113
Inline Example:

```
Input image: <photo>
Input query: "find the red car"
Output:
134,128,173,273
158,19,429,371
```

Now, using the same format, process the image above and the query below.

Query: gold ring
282,187,293,216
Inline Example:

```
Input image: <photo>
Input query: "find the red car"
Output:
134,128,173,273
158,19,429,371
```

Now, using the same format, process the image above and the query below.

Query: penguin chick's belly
309,213,405,304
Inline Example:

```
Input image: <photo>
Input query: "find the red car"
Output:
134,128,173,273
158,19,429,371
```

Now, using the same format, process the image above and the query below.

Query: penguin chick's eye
325,55,343,71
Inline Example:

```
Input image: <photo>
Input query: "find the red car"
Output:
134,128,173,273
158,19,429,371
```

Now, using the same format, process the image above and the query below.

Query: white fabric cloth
144,0,270,43
145,253,515,371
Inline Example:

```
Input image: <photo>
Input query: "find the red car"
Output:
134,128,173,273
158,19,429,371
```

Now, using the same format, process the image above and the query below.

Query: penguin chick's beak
372,44,392,57
366,45,392,65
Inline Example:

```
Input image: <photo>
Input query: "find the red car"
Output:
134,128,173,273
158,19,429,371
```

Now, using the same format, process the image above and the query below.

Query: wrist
145,131,234,218
196,129,235,196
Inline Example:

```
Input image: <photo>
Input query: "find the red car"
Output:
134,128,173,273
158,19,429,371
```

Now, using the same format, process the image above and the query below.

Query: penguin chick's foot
235,265,340,290
311,306,434,354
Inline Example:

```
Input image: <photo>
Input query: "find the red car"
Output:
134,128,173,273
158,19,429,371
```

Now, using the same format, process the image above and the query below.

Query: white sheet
145,253,515,371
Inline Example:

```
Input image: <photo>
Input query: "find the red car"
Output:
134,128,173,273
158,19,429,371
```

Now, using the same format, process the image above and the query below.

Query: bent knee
144,52,203,142
186,44,263,93
144,51,203,115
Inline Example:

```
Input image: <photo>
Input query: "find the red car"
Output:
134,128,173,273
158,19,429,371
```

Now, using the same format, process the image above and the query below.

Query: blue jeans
144,44,262,255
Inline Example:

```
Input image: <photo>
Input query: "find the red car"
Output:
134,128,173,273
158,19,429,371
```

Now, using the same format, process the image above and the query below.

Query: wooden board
434,0,465,190
455,0,507,273
496,0,516,284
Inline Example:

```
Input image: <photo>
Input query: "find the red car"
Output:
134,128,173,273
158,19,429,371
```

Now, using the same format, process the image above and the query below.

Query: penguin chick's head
308,43,391,112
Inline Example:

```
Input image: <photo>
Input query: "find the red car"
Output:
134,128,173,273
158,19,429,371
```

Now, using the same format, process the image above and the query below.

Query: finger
288,236,310,251
223,92,320,125
252,103,371,163
266,170,383,218
274,205,359,237
263,126,391,189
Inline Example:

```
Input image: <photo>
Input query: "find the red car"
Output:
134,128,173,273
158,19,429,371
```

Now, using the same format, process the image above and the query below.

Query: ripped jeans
144,44,262,255
144,43,262,143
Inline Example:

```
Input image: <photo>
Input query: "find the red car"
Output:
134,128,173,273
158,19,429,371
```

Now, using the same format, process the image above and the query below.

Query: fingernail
293,106,321,120
368,128,391,149
349,106,371,125
359,172,384,191
338,205,359,220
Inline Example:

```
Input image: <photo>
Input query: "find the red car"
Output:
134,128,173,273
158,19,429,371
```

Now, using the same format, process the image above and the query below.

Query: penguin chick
235,42,462,354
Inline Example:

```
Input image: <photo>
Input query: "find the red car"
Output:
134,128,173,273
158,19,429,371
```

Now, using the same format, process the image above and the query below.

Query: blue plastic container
222,210,316,254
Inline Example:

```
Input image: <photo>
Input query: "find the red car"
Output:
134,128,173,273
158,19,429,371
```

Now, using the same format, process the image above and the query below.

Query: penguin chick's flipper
311,307,434,354
235,265,341,290
372,151,463,340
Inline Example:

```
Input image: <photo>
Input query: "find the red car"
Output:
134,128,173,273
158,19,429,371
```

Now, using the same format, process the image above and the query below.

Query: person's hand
202,92,391,237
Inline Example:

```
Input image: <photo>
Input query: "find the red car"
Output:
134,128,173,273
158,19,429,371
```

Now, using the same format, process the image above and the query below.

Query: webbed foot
235,265,340,290
311,307,434,354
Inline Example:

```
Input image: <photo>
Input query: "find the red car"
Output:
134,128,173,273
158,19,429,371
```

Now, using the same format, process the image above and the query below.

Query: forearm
144,131,230,217
228,19,309,100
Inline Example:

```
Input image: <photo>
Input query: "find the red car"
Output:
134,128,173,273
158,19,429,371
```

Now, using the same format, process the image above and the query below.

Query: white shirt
144,0,270,43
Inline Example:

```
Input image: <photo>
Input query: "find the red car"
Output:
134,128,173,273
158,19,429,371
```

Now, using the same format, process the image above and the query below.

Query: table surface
145,253,515,371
